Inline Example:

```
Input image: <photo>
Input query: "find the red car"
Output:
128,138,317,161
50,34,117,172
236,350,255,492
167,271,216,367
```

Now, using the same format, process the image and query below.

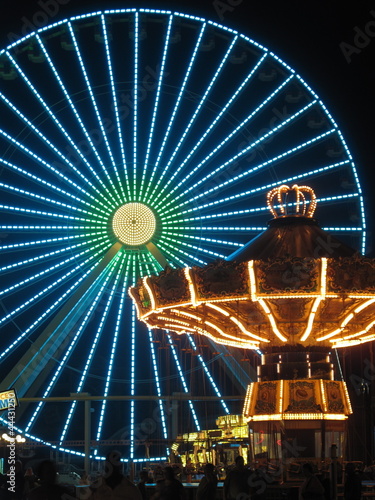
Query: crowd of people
0,452,366,500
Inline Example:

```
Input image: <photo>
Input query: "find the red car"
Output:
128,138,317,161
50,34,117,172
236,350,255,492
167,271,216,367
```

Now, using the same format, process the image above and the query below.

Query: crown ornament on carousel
129,184,375,350
267,184,317,219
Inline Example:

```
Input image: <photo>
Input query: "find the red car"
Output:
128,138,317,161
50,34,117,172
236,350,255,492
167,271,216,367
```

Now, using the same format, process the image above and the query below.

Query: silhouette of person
137,470,150,500
299,463,325,500
344,463,362,500
150,466,185,500
223,455,251,500
196,463,218,500
26,460,73,500
89,450,142,499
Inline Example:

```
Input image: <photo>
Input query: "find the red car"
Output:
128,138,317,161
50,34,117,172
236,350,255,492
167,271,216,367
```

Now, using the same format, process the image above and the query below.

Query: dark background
1,0,375,251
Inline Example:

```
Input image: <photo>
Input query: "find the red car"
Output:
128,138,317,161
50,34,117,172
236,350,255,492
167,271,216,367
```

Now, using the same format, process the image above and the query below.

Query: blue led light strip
0,127,94,200
158,234,225,259
133,12,139,201
0,204,89,222
143,21,207,200
139,14,174,200
59,254,126,443
177,160,352,215
36,33,124,204
96,255,129,448
167,226,266,232
130,254,137,459
148,329,168,439
0,89,110,205
0,247,107,329
0,236,108,273
154,51,269,204
67,22,123,202
0,241,106,297
173,129,336,209
150,34,239,204
0,234,94,252
158,74,295,210
157,239,206,266
161,232,242,248
5,52,113,203
172,99,318,206
166,333,200,431
187,334,229,415
0,181,109,219
101,16,129,201
26,255,121,432
0,261,98,362
0,157,89,206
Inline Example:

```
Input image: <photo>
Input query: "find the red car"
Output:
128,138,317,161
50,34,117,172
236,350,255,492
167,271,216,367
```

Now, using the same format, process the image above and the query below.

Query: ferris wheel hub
112,202,156,246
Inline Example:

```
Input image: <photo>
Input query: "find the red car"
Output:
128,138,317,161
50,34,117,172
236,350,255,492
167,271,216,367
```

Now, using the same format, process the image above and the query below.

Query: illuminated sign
0,389,19,411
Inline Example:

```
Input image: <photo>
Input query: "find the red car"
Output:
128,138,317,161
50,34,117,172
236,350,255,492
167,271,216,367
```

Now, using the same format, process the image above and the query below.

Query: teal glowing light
0,8,366,461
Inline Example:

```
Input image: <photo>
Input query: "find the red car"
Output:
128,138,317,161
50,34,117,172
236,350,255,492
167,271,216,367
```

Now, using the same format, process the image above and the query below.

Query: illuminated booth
130,185,375,463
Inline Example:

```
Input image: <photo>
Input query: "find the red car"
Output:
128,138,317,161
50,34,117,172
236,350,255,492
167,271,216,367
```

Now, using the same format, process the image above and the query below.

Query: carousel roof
129,185,375,350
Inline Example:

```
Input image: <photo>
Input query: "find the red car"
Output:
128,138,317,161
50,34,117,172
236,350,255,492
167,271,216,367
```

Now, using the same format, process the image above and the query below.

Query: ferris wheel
0,8,365,460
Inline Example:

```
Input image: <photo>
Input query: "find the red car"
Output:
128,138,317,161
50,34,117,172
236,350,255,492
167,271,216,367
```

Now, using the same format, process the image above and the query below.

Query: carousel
130,184,375,464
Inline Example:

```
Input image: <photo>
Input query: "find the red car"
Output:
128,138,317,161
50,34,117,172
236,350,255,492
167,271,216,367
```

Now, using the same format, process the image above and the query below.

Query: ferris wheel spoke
184,129,336,206
0,243,120,329
148,329,168,439
149,34,239,205
159,234,225,259
143,21,207,200
132,12,139,202
177,225,266,232
0,260,98,365
4,53,115,204
156,238,206,267
36,33,125,204
0,126,95,201
0,232,107,253
139,14,174,201
59,254,126,444
0,203,88,223
101,15,130,201
154,51,269,205
187,335,230,415
0,237,108,274
162,232,242,249
0,246,100,297
67,22,124,203
0,158,90,207
25,254,122,433
155,73,296,212
0,90,114,209
95,257,130,449
153,60,294,206
172,99,318,207
0,180,106,218
176,160,353,216
167,333,201,431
